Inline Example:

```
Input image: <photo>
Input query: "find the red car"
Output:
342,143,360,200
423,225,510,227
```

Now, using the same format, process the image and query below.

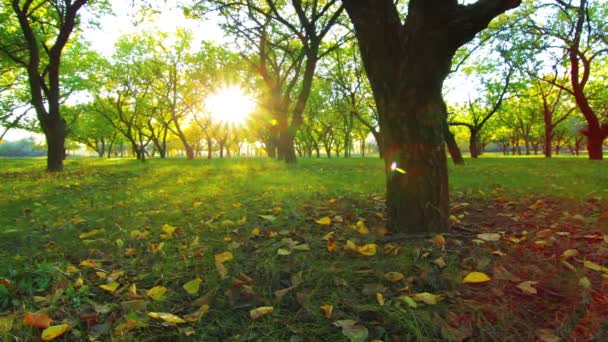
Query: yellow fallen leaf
251,228,261,236
128,283,138,298
320,304,333,319
214,251,234,263
79,229,101,239
357,244,377,256
147,286,168,301
431,235,446,246
249,306,273,320
561,249,579,259
237,216,247,225
41,324,70,341
463,272,491,284
74,277,83,288
125,248,137,256
130,230,149,239
412,292,442,305
603,235,608,244
517,281,538,295
384,272,404,283
315,216,332,226
536,328,560,342
99,281,120,293
345,240,357,252
376,292,385,306
356,220,369,235
148,312,186,324
79,259,97,268
223,236,233,242
183,278,203,295
161,224,176,235
215,261,228,278
183,305,210,322
65,265,79,274
476,233,501,242
220,220,235,228
584,260,608,273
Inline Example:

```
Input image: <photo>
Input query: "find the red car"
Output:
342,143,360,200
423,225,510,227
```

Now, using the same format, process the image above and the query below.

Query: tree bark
344,0,520,234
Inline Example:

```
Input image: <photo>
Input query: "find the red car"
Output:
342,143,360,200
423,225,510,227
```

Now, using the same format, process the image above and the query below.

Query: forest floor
0,156,606,341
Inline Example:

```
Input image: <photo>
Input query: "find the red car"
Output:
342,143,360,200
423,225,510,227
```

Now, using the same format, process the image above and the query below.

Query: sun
206,86,255,125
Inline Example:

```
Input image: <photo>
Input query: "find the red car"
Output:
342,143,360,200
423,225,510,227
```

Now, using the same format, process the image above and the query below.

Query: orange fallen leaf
23,312,52,329
431,235,446,246
327,238,337,252
320,304,333,319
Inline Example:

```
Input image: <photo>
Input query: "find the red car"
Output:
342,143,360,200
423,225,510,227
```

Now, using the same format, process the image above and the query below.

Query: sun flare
206,86,255,125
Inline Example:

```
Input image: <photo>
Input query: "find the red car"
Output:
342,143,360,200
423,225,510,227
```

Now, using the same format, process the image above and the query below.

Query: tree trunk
586,129,606,160
445,125,464,165
45,120,67,172
469,130,481,158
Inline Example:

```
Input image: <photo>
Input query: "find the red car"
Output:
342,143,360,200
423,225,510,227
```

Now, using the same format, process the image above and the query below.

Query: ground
0,156,606,341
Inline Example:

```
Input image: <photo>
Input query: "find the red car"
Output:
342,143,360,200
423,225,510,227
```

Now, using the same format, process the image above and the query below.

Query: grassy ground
0,156,606,341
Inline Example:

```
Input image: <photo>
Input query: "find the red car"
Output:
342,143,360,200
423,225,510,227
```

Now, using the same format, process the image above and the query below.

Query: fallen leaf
79,259,97,268
384,272,404,283
99,281,120,293
183,278,203,295
258,214,276,222
334,320,368,342
356,220,369,235
293,244,311,251
491,250,507,257
561,249,579,259
65,265,79,274
251,228,261,236
376,292,385,306
41,324,70,341
146,286,168,301
315,216,332,226
398,296,417,308
249,306,273,320
517,281,538,295
23,312,52,329
0,315,14,334
433,257,447,269
431,235,446,246
603,235,608,244
327,238,337,252
579,276,591,288
493,265,521,282
183,305,210,322
476,233,501,242
214,251,234,263
583,260,608,273
356,244,377,256
528,200,544,210
320,304,333,319
536,328,560,342
277,248,291,256
412,292,442,305
148,312,186,324
79,229,101,239
463,272,491,284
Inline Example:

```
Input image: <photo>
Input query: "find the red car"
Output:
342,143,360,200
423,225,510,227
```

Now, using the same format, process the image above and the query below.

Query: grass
0,156,606,341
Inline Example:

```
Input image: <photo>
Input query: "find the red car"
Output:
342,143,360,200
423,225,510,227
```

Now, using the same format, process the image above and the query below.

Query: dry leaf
320,304,333,319
561,249,579,259
463,272,491,284
583,260,608,273
315,216,332,226
23,312,52,329
249,306,273,320
536,329,560,342
376,292,385,306
214,251,234,263
148,312,186,324
357,244,377,256
412,292,442,305
431,235,446,246
327,238,337,252
79,259,97,268
384,272,405,283
476,233,501,242
251,228,261,236
517,281,538,295
433,257,447,268
183,278,203,295
147,286,168,301
41,324,70,341
99,281,120,293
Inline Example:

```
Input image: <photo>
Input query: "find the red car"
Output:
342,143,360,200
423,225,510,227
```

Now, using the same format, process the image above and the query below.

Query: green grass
0,156,606,341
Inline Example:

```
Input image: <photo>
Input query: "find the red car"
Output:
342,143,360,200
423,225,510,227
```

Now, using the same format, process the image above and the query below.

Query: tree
0,0,107,171
526,0,608,159
342,0,521,235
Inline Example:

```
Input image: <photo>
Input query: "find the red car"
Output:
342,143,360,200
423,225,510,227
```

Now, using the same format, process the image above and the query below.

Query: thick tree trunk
45,120,67,172
445,125,464,165
544,127,553,158
586,130,606,160
277,131,297,163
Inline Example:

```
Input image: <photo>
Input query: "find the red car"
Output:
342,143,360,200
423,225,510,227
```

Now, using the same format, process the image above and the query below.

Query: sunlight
206,86,255,125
